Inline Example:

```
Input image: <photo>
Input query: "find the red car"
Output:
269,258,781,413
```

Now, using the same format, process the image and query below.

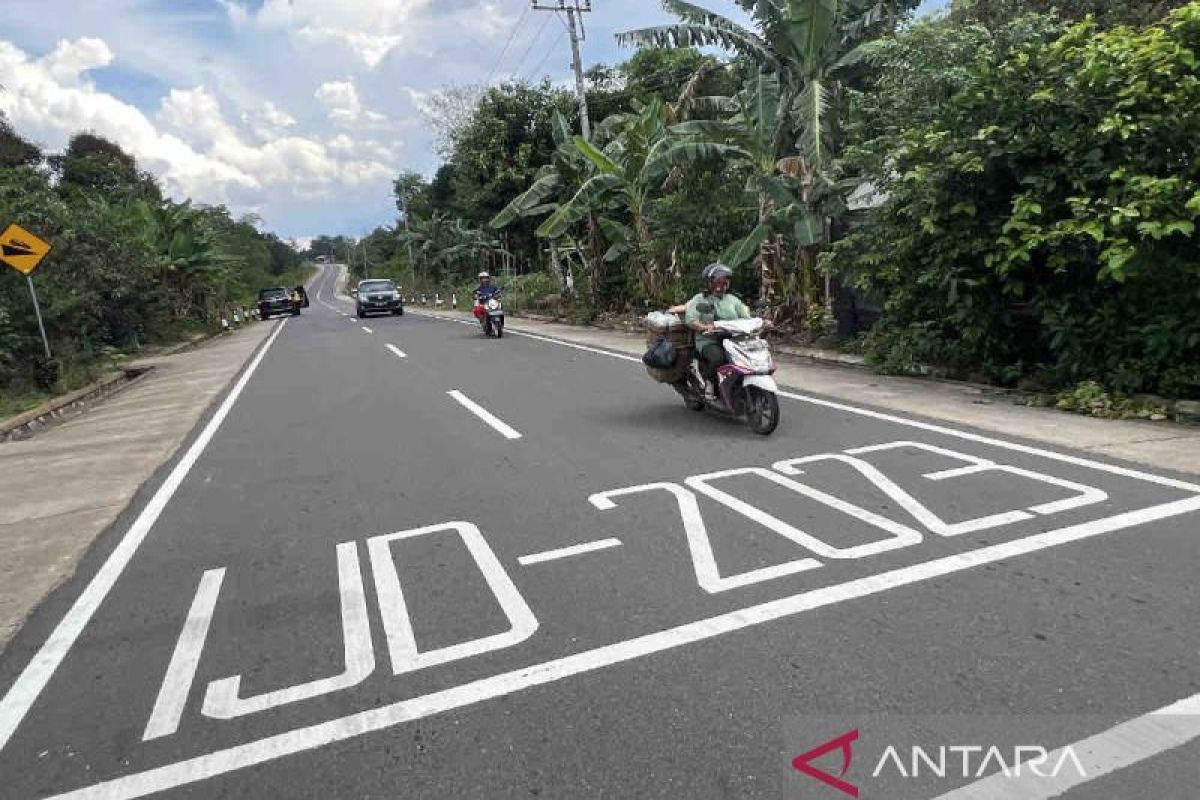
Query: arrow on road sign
0,223,52,275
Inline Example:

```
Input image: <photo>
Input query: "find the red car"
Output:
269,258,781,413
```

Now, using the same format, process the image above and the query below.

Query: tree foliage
829,4,1200,393
0,128,305,398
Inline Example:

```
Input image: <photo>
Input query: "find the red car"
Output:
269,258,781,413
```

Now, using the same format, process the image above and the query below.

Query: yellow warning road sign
0,223,52,275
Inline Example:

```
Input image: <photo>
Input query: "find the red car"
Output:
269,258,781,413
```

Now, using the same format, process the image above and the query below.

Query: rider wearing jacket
474,271,500,301
684,263,752,397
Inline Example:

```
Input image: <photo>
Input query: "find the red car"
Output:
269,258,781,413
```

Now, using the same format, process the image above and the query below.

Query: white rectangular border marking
16,310,1200,799
42,496,1200,799
446,390,522,440
0,319,289,752
518,538,624,566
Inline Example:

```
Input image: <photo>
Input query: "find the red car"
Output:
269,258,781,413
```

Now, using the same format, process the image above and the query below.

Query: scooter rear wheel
746,387,780,435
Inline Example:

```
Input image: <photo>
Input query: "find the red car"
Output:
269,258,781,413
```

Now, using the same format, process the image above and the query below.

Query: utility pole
531,0,592,140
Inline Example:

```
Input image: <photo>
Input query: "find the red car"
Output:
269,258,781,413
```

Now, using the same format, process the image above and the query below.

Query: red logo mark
792,729,860,798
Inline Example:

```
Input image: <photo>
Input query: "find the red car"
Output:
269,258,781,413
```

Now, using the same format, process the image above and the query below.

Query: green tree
619,0,914,315
0,115,41,168
535,98,747,303
829,4,1200,392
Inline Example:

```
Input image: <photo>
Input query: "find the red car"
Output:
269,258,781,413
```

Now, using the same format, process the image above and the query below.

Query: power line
486,2,531,84
511,12,555,79
524,27,567,82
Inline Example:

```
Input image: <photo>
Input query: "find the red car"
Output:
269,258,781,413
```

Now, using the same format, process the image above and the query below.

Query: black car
355,279,404,317
258,287,297,319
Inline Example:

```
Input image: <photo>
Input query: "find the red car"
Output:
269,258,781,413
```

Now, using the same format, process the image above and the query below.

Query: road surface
2,265,1199,799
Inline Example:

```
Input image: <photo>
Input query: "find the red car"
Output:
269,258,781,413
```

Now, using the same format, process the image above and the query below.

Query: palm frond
720,223,771,268
641,141,750,185
795,78,834,167
536,174,622,239
490,170,563,229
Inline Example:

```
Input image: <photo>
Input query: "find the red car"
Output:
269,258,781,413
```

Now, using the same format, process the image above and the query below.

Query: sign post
0,223,54,359
26,275,51,358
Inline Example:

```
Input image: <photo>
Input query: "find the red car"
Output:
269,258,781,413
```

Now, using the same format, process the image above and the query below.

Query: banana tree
673,70,856,313
619,0,894,313
489,111,595,293
531,98,748,303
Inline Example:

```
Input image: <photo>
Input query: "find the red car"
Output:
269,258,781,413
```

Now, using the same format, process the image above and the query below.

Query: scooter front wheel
746,387,780,435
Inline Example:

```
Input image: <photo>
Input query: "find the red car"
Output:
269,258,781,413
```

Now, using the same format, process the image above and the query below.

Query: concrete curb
0,366,155,443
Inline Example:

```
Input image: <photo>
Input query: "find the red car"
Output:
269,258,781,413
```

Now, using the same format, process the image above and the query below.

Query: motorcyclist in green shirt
684,263,766,399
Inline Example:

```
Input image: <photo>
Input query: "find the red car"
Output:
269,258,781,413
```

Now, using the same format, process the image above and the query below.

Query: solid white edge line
518,538,624,566
0,319,289,752
385,344,407,360
142,569,225,741
446,389,522,440
21,306,1200,798
934,693,1200,799
42,494,1200,800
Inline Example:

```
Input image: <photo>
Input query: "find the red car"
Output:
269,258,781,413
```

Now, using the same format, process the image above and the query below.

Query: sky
0,0,948,244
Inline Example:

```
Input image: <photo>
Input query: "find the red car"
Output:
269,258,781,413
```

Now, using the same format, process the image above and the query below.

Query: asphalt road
2,264,1199,799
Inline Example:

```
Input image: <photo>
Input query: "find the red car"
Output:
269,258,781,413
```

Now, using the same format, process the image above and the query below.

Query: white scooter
673,318,780,435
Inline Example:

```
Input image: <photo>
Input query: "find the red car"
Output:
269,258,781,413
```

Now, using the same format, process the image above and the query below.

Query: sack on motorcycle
643,324,694,383
643,336,676,370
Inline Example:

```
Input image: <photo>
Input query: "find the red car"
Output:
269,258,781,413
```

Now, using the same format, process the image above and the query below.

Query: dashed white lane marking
142,569,225,741
446,390,522,440
0,319,290,751
934,692,1200,799
518,538,623,566
385,344,407,360
361,326,373,334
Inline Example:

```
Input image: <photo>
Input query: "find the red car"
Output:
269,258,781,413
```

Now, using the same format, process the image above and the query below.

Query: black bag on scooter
643,336,677,370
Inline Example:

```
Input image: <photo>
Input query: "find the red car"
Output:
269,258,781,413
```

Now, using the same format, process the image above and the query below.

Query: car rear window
259,288,288,300
359,281,394,293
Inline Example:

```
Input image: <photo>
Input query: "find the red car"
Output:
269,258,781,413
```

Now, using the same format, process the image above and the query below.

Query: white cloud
224,0,433,68
42,37,113,85
243,101,297,141
314,80,385,125
0,38,397,214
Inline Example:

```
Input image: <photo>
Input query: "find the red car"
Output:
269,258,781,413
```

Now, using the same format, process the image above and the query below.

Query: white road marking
847,441,1109,520
142,569,225,741
202,542,374,719
934,692,1200,799
446,390,522,440
687,467,924,560
0,318,289,752
415,312,1200,494
20,307,1200,798
367,522,538,674
385,344,407,359
361,326,373,334
591,482,827,593
518,538,623,566
44,495,1200,799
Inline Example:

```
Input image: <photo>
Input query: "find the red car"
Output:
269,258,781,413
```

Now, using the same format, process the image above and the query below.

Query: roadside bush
831,5,1200,392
